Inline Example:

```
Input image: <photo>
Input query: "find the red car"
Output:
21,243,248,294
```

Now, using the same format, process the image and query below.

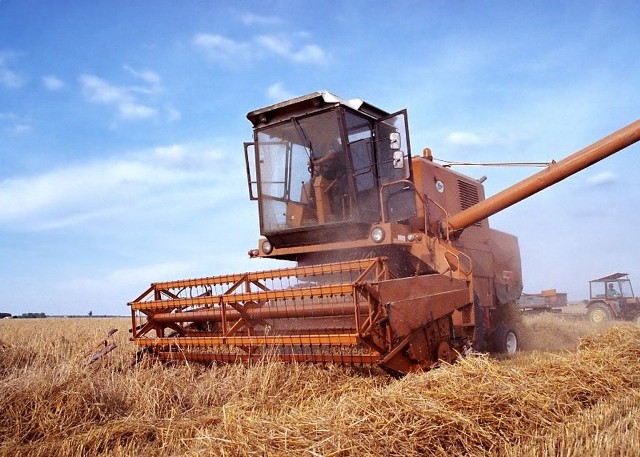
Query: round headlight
262,240,273,255
407,233,416,242
370,226,385,243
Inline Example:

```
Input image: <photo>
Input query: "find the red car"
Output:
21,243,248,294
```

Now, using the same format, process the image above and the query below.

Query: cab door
375,110,417,222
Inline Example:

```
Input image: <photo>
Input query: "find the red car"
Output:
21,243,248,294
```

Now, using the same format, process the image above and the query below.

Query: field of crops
1,315,639,456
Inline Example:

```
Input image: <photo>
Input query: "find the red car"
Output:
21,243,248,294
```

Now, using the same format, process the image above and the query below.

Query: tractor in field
129,92,640,375
586,273,640,323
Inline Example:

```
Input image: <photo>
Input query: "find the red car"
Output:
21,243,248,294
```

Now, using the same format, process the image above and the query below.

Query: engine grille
458,180,481,226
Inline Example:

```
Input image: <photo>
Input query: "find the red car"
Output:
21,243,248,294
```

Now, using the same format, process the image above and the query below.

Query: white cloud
108,262,196,285
445,131,528,150
255,35,328,65
164,105,182,122
0,52,24,89
266,82,295,101
291,44,327,64
7,123,31,135
240,13,283,26
79,67,165,121
80,74,129,104
123,64,161,93
153,144,187,162
193,32,328,66
0,67,22,88
147,143,225,166
0,144,233,230
55,260,196,313
193,33,251,62
42,75,64,90
253,35,288,55
118,101,157,120
0,112,31,135
585,171,616,187
446,131,493,147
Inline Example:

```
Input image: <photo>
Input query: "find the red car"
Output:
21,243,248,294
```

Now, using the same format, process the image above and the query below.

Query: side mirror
390,132,404,169
389,132,401,149
393,150,404,169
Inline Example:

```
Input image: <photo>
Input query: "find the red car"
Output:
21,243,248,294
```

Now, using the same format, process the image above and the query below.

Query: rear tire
587,303,611,323
493,325,518,354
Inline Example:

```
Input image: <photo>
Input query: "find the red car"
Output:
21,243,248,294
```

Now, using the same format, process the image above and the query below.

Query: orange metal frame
130,258,393,365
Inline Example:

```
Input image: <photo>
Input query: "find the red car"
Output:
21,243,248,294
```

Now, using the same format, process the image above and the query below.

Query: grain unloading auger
130,92,640,375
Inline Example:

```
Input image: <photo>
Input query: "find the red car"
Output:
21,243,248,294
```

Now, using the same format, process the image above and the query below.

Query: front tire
493,325,518,354
587,303,611,323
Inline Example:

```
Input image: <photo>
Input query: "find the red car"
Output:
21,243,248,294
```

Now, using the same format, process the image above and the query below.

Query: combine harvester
129,92,639,375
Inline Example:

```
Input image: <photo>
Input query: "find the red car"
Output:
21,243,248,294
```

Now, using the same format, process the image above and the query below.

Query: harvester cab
243,92,417,255
129,91,640,375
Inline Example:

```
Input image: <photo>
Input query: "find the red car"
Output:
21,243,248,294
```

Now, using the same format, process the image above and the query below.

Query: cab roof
246,91,390,127
589,272,629,282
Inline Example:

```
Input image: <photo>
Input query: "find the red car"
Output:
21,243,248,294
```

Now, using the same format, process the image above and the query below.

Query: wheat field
1,314,639,456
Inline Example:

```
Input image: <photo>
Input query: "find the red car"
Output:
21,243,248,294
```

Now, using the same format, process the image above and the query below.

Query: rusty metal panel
377,274,470,338
488,229,523,305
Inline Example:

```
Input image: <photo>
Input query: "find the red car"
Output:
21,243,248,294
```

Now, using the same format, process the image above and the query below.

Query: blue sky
1,1,639,316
